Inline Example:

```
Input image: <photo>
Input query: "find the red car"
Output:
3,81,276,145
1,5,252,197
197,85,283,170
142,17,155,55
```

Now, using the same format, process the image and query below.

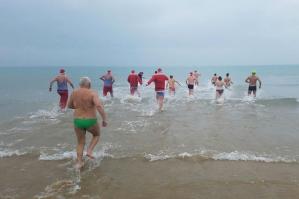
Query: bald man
68,77,107,169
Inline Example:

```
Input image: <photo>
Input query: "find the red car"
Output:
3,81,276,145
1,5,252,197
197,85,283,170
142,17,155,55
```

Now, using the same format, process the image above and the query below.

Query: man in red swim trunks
100,70,115,97
49,69,74,110
127,70,142,97
146,68,169,111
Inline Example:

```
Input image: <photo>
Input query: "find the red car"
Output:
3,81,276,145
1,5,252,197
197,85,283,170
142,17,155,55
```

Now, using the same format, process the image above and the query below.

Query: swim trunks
74,118,97,129
156,91,165,97
188,84,194,89
103,86,113,96
57,90,68,109
248,86,257,92
216,89,224,95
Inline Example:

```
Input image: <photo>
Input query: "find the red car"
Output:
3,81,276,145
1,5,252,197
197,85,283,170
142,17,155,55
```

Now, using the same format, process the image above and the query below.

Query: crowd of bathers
48,68,262,168
49,68,262,112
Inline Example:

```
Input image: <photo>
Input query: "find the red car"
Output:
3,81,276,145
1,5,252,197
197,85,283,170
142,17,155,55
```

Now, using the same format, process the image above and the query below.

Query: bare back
69,88,99,118
246,75,260,86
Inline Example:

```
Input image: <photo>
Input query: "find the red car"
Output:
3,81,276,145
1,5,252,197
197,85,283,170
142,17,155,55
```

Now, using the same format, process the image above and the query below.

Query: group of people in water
48,67,262,168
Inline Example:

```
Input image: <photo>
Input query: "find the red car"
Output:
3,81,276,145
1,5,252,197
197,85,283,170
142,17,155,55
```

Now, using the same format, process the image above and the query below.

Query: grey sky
1,0,299,66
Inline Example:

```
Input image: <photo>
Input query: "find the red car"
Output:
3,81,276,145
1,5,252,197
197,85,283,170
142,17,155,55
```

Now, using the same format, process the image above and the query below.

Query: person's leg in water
158,96,164,111
86,123,100,159
75,127,86,168
58,90,68,110
130,87,134,96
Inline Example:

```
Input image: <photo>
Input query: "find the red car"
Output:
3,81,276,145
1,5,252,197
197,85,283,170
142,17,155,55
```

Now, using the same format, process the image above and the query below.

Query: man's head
131,70,135,73
226,73,229,77
60,69,65,74
218,76,222,81
214,73,217,76
79,77,91,88
252,70,256,75
194,70,197,73
107,70,111,74
170,75,173,79
157,68,162,73
190,72,193,76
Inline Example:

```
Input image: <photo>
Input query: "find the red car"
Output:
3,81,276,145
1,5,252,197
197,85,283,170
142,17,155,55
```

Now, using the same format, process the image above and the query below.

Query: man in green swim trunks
68,77,107,169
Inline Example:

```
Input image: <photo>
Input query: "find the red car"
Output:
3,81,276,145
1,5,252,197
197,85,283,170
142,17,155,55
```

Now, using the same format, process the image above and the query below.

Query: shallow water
0,65,299,198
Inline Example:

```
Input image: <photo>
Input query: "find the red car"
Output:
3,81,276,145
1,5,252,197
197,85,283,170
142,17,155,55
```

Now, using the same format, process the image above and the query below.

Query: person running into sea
138,72,144,81
224,73,233,88
68,77,107,169
211,73,218,86
215,76,225,99
146,68,169,112
245,70,262,97
193,70,201,86
100,70,115,98
186,72,196,96
49,69,74,111
166,75,181,96
127,70,142,97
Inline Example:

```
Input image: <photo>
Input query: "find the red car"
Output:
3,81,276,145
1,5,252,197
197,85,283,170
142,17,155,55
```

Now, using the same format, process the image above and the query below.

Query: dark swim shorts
156,91,165,97
248,86,257,92
188,84,194,89
216,89,224,95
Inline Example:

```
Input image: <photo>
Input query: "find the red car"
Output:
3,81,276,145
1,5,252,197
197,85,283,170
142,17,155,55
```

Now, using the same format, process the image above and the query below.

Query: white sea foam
144,153,173,162
39,144,114,161
0,149,26,158
212,151,296,163
120,95,142,104
29,106,62,120
144,150,296,163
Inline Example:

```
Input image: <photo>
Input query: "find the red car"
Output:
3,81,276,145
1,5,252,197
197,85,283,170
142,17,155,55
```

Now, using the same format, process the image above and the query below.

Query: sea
0,65,299,199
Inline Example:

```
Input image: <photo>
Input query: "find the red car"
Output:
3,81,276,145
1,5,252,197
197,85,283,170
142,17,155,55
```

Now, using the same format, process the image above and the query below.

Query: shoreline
1,155,299,199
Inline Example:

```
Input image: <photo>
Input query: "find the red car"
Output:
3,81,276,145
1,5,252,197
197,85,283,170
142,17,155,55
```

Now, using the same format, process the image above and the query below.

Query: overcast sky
1,0,299,66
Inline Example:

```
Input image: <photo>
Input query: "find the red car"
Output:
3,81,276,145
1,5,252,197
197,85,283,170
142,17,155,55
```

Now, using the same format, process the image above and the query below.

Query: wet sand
1,155,299,199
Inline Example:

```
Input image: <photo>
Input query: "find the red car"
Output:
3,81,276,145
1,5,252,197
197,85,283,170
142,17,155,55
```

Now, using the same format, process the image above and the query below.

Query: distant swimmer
186,72,196,95
166,75,181,96
215,76,225,99
193,70,201,86
127,70,142,97
211,73,218,86
68,77,107,169
224,73,233,88
138,72,144,81
100,70,115,98
49,69,74,110
146,68,169,111
245,70,262,97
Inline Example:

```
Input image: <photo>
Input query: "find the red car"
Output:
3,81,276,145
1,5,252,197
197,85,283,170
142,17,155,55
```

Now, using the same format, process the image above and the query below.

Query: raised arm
93,92,107,127
146,76,155,86
49,77,58,92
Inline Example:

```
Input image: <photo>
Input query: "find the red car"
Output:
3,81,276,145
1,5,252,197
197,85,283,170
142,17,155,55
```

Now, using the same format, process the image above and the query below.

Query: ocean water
0,65,299,198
